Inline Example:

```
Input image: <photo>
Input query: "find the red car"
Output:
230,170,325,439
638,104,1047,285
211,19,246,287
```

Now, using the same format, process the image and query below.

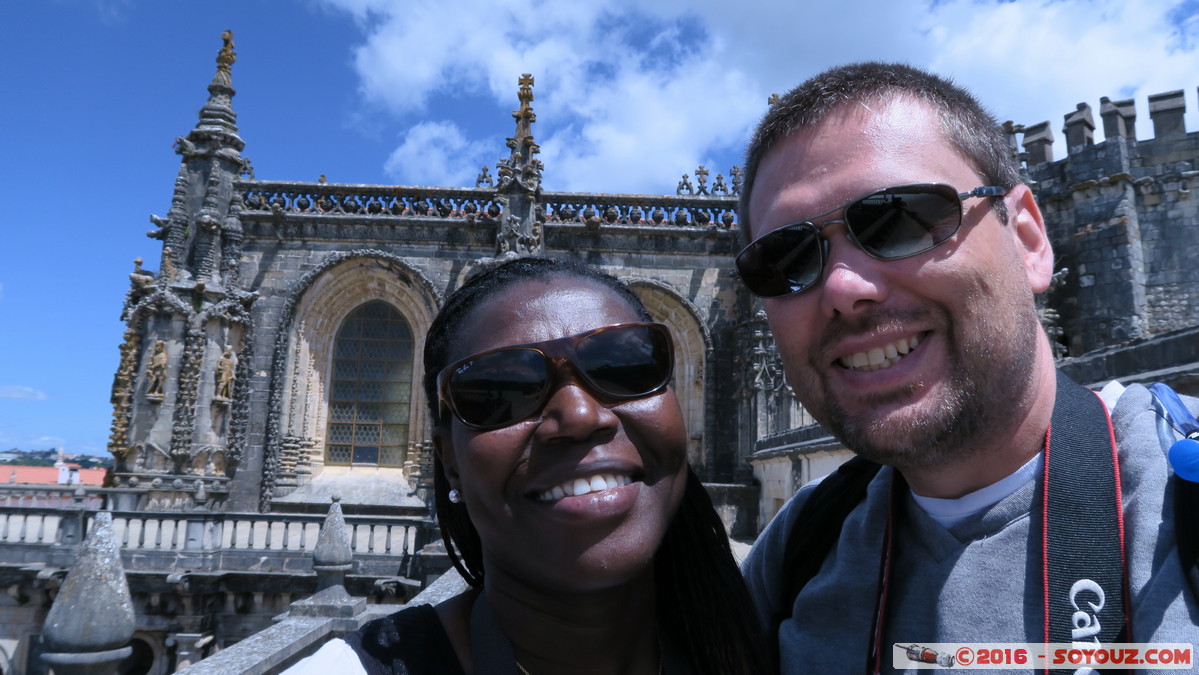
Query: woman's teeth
536,473,632,501
840,334,922,372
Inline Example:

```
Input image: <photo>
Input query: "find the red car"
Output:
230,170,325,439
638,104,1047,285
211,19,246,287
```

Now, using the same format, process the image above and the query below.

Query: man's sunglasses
437,322,674,431
733,183,1008,298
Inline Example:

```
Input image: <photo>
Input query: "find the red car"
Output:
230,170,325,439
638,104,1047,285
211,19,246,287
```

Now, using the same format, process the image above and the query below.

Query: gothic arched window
326,301,413,466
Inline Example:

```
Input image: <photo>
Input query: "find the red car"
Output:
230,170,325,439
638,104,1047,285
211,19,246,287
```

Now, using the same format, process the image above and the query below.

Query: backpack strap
1176,478,1199,602
1147,383,1199,600
769,455,882,660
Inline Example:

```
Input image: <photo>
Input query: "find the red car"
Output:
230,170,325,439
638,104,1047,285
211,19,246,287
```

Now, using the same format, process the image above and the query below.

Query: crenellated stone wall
1014,89,1199,360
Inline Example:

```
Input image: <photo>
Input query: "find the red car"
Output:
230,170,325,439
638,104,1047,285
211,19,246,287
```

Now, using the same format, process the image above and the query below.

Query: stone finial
287,496,367,621
213,30,236,87
1022,121,1055,164
489,73,543,259
475,165,493,188
1063,102,1095,153
312,495,354,591
42,512,135,656
1149,90,1186,138
676,173,694,195
190,30,245,155
694,165,710,195
1100,96,1136,140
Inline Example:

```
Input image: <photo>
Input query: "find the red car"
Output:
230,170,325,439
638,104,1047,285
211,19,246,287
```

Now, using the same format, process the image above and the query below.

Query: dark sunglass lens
448,349,549,428
736,225,823,297
847,186,961,258
575,326,672,397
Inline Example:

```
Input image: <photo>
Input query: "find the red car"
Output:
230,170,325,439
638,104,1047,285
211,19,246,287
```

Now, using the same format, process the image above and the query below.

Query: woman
290,257,765,674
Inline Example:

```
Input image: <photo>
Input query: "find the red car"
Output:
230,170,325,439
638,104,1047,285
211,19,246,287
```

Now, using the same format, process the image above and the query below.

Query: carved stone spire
191,29,244,152
107,30,257,511
492,73,544,258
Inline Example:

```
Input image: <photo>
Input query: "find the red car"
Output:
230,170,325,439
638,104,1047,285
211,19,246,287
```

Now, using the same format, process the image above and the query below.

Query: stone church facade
107,32,1199,534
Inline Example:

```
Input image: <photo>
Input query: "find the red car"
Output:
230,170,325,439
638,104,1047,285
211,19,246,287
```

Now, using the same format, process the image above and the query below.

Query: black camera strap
1041,371,1127,666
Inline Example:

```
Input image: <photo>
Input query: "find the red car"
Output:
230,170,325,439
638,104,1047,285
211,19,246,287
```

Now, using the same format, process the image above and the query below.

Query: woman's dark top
344,604,465,675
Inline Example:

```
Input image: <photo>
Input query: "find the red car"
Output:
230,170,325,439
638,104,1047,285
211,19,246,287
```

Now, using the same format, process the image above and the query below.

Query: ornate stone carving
108,327,141,462
168,327,206,471
694,165,709,195
712,173,728,195
173,136,198,158
1040,267,1071,360
483,74,545,260
161,248,178,282
676,173,693,195
475,165,493,188
220,192,245,285
496,213,542,254
738,311,791,398
224,328,252,469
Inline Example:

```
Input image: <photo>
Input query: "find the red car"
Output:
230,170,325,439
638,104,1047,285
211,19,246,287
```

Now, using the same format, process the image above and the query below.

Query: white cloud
921,0,1199,141
384,121,494,187
0,386,48,401
320,0,1199,193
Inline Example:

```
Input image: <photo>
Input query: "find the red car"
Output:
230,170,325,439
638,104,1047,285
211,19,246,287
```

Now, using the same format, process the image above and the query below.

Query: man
738,62,1198,673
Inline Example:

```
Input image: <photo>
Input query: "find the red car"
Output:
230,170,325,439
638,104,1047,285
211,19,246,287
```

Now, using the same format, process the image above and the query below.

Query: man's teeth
841,334,922,372
536,474,632,501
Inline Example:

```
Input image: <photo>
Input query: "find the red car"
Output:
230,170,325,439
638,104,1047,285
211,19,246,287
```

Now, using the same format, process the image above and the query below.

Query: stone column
40,512,136,675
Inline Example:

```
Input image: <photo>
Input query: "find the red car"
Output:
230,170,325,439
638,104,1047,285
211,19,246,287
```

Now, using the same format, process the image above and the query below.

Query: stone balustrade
239,181,499,219
0,504,434,578
236,181,740,229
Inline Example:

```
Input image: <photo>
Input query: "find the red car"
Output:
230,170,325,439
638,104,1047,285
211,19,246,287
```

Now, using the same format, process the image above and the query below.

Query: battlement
1004,85,1199,362
1014,87,1193,163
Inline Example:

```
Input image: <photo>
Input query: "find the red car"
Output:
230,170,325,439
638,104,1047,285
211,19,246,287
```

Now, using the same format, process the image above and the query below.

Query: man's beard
820,304,1041,472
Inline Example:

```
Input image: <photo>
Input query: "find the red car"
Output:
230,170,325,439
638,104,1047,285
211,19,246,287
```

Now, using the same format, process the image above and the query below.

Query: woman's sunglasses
733,183,1008,298
437,322,674,431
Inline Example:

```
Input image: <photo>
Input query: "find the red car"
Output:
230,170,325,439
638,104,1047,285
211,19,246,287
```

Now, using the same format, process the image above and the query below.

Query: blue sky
2,0,1198,456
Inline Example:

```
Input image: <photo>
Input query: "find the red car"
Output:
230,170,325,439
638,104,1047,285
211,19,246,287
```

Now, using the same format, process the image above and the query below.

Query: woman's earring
448,489,462,504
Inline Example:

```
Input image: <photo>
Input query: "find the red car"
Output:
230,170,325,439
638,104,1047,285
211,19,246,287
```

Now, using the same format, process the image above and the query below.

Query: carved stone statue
214,346,237,400
146,341,169,398
214,30,236,87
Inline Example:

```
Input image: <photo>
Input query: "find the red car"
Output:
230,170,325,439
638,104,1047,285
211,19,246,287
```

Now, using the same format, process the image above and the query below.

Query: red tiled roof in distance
1,465,108,486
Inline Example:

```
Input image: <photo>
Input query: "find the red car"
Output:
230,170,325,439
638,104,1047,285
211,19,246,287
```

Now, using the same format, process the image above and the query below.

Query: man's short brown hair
739,61,1023,241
